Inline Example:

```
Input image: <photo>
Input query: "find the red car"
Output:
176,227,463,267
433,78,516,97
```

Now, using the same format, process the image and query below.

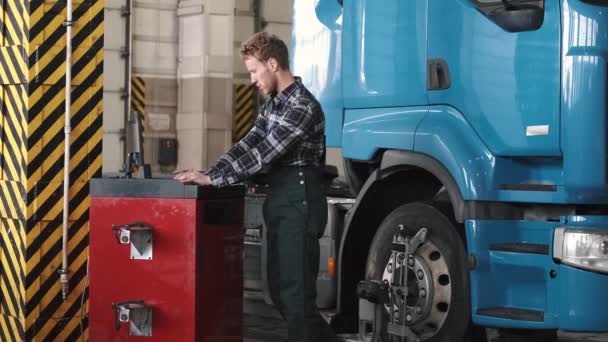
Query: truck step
477,307,544,322
488,243,551,268
489,243,549,255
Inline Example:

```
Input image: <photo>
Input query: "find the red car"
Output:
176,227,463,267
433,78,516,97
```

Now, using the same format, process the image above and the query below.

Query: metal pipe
253,0,261,32
61,0,75,301
253,0,261,110
122,0,133,170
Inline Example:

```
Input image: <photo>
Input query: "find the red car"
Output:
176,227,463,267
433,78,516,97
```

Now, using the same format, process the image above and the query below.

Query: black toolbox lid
90,177,245,199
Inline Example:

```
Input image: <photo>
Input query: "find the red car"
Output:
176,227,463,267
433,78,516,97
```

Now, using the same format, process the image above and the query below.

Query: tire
365,202,470,342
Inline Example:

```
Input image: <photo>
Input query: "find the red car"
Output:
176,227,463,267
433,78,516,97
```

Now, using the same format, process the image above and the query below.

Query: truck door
292,0,344,147
427,0,561,156
342,0,428,109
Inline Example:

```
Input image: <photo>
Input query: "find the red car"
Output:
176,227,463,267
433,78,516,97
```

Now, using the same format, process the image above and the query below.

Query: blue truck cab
292,0,608,340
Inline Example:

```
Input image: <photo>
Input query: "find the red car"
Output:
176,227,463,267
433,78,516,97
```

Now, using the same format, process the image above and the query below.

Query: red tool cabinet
89,178,244,341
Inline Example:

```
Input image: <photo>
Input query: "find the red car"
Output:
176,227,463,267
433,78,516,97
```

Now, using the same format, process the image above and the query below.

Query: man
175,32,335,342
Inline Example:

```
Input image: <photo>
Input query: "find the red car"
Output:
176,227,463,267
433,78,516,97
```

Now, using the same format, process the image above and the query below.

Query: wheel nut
420,288,427,298
417,270,424,279
406,314,412,322
394,310,400,319
415,306,422,314
387,263,393,273
408,257,415,266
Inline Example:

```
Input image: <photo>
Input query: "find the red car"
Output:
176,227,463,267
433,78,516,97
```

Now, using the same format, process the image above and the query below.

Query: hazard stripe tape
131,76,145,125
132,77,144,97
23,114,102,286
0,218,26,341
236,97,254,117
132,95,144,112
0,1,29,340
4,0,28,46
2,85,28,187
233,84,256,141
27,58,103,191
132,76,144,90
235,85,252,104
24,136,102,340
0,313,21,342
235,87,254,113
26,120,101,263
0,0,28,341
28,3,94,87
25,85,103,230
0,0,103,339
28,2,100,102
0,45,26,84
33,241,89,339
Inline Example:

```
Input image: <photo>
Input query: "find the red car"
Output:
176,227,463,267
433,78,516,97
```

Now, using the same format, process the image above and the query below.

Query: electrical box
158,138,178,166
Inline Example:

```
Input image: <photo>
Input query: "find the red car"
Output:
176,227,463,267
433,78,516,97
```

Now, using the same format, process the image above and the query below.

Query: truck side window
469,0,545,32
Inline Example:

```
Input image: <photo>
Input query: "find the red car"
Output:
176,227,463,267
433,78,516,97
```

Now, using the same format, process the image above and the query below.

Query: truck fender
336,150,465,313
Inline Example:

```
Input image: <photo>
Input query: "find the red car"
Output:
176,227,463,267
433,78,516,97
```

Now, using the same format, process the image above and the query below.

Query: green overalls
263,166,336,342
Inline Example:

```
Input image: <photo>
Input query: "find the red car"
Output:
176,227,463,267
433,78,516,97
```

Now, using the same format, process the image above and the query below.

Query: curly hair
239,32,290,70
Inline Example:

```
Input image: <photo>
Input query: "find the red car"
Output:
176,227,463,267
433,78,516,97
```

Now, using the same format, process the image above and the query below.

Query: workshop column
176,0,234,171
0,0,104,340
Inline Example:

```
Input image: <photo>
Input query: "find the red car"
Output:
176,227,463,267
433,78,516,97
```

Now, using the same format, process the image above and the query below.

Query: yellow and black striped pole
0,0,103,340
131,76,145,125
233,83,256,142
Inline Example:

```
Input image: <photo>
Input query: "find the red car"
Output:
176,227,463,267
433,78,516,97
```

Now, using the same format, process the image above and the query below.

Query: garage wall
102,0,347,176
261,0,292,53
103,0,128,173
133,0,179,173
176,0,235,171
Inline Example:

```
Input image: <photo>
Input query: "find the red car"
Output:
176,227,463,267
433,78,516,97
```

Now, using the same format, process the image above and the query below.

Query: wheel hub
382,226,452,341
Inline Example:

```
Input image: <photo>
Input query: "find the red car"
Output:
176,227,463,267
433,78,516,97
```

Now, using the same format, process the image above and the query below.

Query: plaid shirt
207,78,325,187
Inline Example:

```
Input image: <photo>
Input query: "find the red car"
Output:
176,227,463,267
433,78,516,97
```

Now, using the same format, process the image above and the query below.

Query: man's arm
208,99,316,187
214,107,267,171
174,107,268,186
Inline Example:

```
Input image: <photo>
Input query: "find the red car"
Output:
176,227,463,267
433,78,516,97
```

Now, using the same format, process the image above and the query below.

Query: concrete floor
244,313,287,342
243,298,608,342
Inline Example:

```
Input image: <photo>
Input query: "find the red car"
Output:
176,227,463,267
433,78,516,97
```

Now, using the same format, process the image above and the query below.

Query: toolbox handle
111,222,153,244
111,300,146,331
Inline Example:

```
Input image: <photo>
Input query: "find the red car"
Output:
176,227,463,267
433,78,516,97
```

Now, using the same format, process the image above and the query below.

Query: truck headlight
554,228,608,274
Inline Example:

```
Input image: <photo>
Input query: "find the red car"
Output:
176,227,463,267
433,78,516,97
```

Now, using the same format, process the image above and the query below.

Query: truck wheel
365,202,470,342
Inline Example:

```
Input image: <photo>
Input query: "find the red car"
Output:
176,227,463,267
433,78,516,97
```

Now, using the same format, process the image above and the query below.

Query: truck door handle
427,58,451,90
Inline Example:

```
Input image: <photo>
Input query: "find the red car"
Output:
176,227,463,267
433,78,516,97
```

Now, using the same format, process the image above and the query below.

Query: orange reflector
328,257,336,277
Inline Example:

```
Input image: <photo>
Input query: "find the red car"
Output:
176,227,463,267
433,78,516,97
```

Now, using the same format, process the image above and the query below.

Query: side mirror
488,5,544,32
315,0,343,30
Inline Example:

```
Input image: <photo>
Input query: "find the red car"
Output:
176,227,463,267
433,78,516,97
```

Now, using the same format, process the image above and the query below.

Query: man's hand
173,170,212,186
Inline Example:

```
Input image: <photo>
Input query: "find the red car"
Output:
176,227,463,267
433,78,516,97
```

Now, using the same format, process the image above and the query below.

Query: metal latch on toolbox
112,222,154,260
112,300,152,336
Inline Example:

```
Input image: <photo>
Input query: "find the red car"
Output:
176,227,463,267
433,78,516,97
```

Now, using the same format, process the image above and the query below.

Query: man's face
245,56,278,95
